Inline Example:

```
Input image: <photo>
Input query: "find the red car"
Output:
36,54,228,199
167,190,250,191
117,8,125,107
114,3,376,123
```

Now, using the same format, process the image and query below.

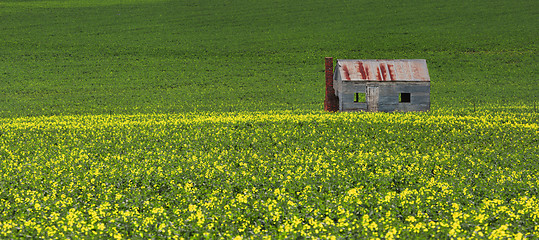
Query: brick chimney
324,57,339,112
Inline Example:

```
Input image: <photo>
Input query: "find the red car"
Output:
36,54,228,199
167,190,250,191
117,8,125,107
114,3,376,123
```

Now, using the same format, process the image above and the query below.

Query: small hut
326,58,431,112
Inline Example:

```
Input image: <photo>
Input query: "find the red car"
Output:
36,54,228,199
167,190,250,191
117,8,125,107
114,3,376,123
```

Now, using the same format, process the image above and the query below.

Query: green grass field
0,0,538,238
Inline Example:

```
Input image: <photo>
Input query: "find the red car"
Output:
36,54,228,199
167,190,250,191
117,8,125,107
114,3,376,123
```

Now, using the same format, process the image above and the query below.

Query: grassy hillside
1,0,537,116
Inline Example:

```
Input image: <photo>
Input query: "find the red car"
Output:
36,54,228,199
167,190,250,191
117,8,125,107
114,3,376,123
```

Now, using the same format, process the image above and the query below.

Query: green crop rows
0,0,537,239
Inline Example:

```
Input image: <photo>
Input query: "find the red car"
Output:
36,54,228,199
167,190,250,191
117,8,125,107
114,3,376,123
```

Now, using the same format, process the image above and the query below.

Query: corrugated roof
335,59,430,82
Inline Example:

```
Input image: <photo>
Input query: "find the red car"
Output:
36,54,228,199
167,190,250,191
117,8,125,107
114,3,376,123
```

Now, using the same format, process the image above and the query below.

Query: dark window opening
354,93,366,102
400,93,411,103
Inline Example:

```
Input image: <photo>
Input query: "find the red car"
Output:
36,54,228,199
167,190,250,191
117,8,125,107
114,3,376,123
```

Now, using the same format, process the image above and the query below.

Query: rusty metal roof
335,59,430,82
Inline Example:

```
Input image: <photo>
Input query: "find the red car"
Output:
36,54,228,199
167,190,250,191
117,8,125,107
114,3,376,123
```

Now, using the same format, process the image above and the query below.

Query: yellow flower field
0,109,537,238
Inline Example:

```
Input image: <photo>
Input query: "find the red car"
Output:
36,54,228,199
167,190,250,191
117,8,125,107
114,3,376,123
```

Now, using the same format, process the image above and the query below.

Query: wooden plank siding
336,81,430,112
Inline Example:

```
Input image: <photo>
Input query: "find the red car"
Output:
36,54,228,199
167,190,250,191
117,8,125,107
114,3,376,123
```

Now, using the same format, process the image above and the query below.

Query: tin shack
331,59,431,112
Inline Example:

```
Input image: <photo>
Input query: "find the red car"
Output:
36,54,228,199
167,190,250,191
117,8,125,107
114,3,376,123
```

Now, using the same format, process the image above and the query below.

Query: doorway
366,86,379,112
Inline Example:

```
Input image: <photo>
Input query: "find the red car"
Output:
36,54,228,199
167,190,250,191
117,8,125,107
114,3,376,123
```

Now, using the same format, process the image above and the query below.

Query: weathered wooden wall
335,81,430,112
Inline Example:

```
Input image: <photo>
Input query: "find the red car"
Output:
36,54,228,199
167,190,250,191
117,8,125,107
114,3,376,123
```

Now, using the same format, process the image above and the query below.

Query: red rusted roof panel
336,59,430,82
